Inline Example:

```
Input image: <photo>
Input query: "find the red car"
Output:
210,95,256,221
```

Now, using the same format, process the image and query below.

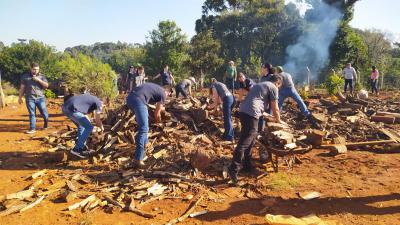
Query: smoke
283,0,343,83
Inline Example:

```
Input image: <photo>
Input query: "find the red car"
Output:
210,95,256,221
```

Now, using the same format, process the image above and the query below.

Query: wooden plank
379,128,400,143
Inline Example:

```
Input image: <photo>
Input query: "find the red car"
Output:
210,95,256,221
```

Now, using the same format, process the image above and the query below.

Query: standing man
224,61,237,94
238,72,254,102
208,78,235,141
18,63,49,134
175,77,196,98
62,93,104,158
342,63,357,95
126,83,168,167
126,65,137,92
228,75,284,184
276,66,311,118
153,64,175,94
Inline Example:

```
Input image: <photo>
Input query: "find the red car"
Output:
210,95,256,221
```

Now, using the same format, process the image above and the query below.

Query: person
175,77,196,98
342,63,357,95
153,64,175,94
136,65,147,87
18,63,49,134
259,63,273,83
126,66,137,92
62,93,104,158
276,66,312,118
228,74,284,184
370,66,379,95
223,61,237,94
208,78,235,141
126,83,168,167
238,72,254,102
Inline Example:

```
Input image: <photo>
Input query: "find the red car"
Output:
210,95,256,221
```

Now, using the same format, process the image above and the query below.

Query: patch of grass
267,172,303,190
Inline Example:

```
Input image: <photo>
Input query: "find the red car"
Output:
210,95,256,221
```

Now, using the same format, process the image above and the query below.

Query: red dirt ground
0,99,399,225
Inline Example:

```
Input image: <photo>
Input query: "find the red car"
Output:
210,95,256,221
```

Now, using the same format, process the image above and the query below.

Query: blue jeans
226,77,235,93
26,97,49,130
175,85,188,98
344,79,353,93
371,79,378,94
127,94,149,160
279,87,310,117
62,107,93,151
222,95,235,141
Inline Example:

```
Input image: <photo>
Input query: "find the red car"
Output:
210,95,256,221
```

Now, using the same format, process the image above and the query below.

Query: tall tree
0,41,4,52
144,20,190,79
107,46,146,74
189,30,224,86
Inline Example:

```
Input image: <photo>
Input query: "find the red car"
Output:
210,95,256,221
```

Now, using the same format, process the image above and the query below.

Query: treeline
0,0,399,99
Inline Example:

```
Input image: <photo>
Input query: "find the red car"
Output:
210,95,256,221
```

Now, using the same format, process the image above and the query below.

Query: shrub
44,89,56,98
325,72,344,95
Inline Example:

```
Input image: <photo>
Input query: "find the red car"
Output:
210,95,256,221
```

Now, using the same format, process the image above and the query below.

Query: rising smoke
283,0,343,83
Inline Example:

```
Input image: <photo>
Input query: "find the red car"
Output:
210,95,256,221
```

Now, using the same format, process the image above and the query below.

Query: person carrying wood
62,93,104,158
175,77,196,98
18,63,49,134
126,83,168,168
207,78,235,141
228,74,285,184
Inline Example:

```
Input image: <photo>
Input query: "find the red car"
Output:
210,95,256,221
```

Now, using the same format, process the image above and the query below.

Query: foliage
58,53,117,99
107,47,146,74
0,41,4,52
325,71,344,95
64,42,136,62
0,40,61,86
1,81,18,95
188,30,224,82
44,89,56,98
298,87,309,100
144,20,190,80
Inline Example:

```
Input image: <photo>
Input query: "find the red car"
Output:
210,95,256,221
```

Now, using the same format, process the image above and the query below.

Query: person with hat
175,77,196,98
208,78,235,141
276,66,312,119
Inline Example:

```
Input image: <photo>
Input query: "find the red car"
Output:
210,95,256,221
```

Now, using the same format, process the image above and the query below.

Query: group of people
342,63,380,96
17,60,380,184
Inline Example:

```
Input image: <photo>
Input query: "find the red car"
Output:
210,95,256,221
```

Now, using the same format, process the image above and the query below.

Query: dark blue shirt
211,81,231,99
160,71,172,86
259,74,273,83
131,83,166,105
239,78,254,91
63,93,102,114
21,73,48,98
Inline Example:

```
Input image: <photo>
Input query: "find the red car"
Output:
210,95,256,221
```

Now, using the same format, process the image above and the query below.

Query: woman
370,66,379,96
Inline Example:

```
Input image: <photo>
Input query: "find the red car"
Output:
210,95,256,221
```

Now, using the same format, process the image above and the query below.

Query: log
104,196,124,208
0,204,28,217
370,116,395,124
379,128,400,143
30,169,48,179
20,195,46,212
376,111,400,123
67,194,96,211
6,190,34,200
340,102,363,110
321,140,396,148
128,198,156,218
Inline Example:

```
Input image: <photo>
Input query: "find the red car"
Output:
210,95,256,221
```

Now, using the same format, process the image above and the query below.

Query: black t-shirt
131,83,166,105
63,93,102,114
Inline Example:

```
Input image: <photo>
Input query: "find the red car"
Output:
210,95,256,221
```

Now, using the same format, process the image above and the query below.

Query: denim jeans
222,95,235,141
175,85,188,98
279,87,310,117
127,94,149,160
62,107,93,151
26,97,49,130
226,77,235,94
229,112,258,174
371,79,378,94
344,79,353,93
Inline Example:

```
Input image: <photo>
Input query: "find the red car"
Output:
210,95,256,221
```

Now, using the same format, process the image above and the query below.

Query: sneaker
228,168,238,184
70,149,86,159
26,130,36,134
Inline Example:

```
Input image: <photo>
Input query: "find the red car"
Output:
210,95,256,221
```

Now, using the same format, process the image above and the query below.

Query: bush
44,89,56,98
325,72,344,95
1,81,18,95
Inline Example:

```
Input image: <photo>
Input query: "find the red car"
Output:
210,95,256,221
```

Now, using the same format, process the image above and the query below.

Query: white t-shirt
342,67,357,79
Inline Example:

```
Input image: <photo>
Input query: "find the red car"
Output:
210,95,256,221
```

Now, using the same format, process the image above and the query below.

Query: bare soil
0,97,399,225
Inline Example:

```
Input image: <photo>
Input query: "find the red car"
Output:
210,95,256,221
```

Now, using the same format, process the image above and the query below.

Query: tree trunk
0,70,5,108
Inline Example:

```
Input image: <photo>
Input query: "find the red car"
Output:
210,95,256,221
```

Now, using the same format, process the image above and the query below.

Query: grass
266,172,303,190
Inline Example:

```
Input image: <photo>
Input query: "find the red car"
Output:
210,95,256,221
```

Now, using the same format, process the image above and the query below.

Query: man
208,78,235,141
342,63,357,95
175,77,196,98
153,64,175,94
238,72,254,102
18,63,49,134
126,83,167,167
126,65,137,92
135,65,147,87
228,74,284,184
276,66,312,119
62,93,104,158
223,61,237,94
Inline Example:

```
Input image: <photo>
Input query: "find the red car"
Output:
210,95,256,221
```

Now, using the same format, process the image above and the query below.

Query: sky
0,0,399,51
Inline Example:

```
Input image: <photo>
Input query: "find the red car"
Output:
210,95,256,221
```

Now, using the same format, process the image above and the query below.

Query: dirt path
0,101,399,225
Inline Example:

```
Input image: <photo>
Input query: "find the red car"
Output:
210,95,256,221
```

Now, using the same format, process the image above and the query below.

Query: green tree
0,41,4,52
189,30,224,86
107,46,146,74
58,53,117,99
145,20,190,80
0,40,61,86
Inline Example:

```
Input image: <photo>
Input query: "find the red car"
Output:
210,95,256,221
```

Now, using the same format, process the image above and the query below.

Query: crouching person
126,83,167,168
228,74,285,184
208,78,235,141
62,93,104,159
175,77,196,98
